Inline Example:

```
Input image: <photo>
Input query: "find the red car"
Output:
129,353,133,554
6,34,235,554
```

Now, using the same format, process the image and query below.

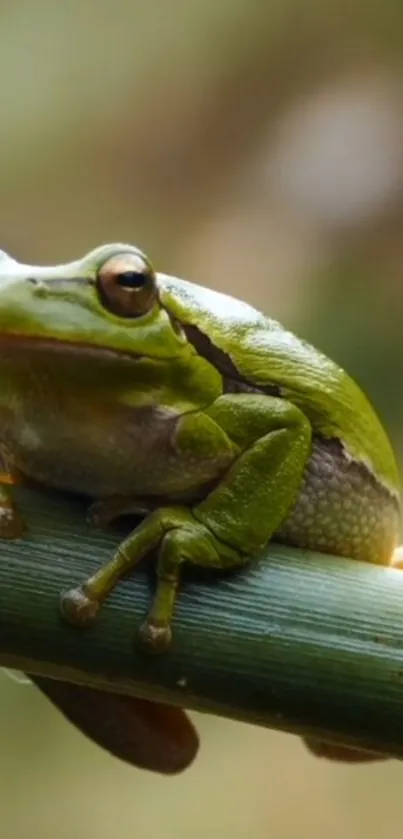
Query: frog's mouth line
0,333,147,363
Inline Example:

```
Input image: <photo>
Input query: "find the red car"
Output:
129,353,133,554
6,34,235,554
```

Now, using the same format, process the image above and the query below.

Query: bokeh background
1,1,403,837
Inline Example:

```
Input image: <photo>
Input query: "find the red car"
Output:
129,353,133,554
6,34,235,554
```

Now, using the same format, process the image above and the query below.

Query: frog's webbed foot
303,738,388,762
61,506,247,653
33,675,199,773
0,484,24,538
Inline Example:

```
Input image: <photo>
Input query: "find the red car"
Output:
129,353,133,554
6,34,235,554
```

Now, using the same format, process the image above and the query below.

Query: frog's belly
1,403,233,500
2,403,399,564
275,437,400,565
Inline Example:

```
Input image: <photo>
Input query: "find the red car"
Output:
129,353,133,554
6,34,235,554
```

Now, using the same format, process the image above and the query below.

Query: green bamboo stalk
0,485,403,757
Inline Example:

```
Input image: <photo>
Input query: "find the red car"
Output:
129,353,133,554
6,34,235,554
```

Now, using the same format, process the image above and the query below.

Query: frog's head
0,244,187,361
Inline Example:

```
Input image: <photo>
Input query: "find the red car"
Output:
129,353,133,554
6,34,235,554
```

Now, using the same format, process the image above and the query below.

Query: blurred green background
1,1,403,837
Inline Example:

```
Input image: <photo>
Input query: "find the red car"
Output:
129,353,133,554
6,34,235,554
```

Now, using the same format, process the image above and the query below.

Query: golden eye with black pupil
96,253,158,318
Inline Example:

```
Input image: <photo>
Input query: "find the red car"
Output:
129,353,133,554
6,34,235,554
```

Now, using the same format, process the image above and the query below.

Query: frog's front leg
61,395,312,652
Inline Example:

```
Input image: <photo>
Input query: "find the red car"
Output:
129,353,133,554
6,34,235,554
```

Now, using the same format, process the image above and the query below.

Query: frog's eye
96,253,158,318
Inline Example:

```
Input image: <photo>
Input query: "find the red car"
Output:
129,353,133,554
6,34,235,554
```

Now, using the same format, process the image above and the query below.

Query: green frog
0,243,399,770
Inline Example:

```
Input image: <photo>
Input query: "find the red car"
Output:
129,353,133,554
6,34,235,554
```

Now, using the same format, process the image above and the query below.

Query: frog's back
160,274,400,564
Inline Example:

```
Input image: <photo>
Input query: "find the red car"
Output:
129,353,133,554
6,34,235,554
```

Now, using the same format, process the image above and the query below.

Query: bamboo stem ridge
0,487,403,757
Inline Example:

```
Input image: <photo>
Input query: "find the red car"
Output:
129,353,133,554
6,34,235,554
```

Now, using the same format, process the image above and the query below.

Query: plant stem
0,486,403,756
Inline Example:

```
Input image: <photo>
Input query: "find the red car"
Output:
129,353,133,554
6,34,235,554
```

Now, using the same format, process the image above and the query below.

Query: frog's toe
138,620,172,654
60,586,100,627
0,503,24,539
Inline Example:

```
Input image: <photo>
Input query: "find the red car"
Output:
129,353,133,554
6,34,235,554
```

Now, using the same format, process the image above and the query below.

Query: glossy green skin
0,243,399,655
0,242,399,772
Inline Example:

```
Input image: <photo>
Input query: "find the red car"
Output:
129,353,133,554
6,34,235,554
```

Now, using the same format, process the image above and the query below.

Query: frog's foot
60,506,247,653
60,584,100,627
303,737,389,762
87,496,159,528
138,621,172,654
0,487,24,539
